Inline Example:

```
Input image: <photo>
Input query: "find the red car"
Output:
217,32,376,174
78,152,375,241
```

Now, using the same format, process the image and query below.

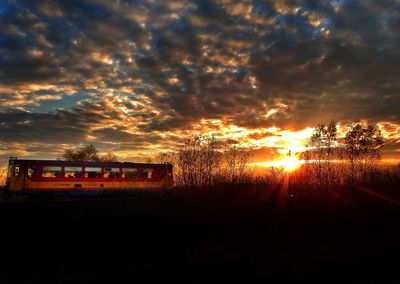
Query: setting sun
253,155,303,172
276,156,302,172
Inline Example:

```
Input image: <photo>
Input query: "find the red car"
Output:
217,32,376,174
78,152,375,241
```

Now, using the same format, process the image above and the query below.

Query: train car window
42,166,62,178
140,168,153,178
28,166,36,178
104,168,120,178
122,168,137,178
65,167,83,178
85,167,102,178
14,165,20,177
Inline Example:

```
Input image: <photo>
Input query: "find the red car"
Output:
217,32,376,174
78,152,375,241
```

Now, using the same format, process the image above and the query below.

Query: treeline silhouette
301,120,385,186
158,121,400,198
158,135,252,188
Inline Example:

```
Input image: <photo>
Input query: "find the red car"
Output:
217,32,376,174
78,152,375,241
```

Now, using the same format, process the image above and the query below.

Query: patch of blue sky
26,93,92,113
169,17,188,33
185,66,199,73
0,1,11,15
320,18,333,29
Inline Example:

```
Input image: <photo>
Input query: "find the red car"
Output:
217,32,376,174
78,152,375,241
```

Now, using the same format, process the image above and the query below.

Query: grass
0,164,399,283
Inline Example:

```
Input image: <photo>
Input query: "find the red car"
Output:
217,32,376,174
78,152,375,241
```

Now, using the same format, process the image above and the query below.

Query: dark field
1,186,400,283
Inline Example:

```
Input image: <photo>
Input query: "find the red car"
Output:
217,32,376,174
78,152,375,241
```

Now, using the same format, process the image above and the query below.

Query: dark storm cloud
246,0,400,128
1,0,400,160
91,127,162,144
0,95,142,144
0,108,98,144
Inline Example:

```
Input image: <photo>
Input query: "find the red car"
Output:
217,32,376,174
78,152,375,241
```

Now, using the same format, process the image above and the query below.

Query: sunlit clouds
1,0,400,166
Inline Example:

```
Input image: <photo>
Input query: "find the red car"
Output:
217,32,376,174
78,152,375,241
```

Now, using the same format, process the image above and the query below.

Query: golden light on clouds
250,127,314,153
190,119,316,164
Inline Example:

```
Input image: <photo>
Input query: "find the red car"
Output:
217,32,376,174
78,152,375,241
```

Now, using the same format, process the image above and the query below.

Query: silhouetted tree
307,121,337,185
177,135,201,187
225,141,252,185
157,152,175,164
62,144,117,162
344,121,384,182
173,135,223,187
310,121,337,159
162,134,251,188
100,152,118,162
201,135,223,187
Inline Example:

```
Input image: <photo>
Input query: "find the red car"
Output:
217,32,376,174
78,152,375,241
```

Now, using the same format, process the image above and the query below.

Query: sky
0,0,400,167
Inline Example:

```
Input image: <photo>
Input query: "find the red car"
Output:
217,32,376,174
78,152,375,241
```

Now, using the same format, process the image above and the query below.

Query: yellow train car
5,157,173,193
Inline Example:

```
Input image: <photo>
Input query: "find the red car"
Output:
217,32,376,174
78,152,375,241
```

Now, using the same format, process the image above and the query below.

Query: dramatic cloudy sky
0,0,400,166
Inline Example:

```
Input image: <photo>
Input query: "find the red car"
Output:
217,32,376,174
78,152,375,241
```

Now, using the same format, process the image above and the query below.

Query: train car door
9,163,25,191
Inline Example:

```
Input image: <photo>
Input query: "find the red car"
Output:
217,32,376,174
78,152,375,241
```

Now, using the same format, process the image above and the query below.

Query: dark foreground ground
0,186,400,283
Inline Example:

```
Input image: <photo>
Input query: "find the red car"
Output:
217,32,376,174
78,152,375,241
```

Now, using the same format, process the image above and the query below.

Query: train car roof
9,158,171,167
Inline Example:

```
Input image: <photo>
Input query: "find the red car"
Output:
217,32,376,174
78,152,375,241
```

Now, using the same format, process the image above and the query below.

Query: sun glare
252,155,303,172
278,156,301,172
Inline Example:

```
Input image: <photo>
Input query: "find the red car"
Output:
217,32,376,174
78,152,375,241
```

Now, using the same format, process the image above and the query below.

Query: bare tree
166,134,251,188
101,152,118,162
178,135,201,187
344,121,384,183
225,141,252,185
62,144,118,162
157,152,175,164
201,135,223,187
307,121,337,185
